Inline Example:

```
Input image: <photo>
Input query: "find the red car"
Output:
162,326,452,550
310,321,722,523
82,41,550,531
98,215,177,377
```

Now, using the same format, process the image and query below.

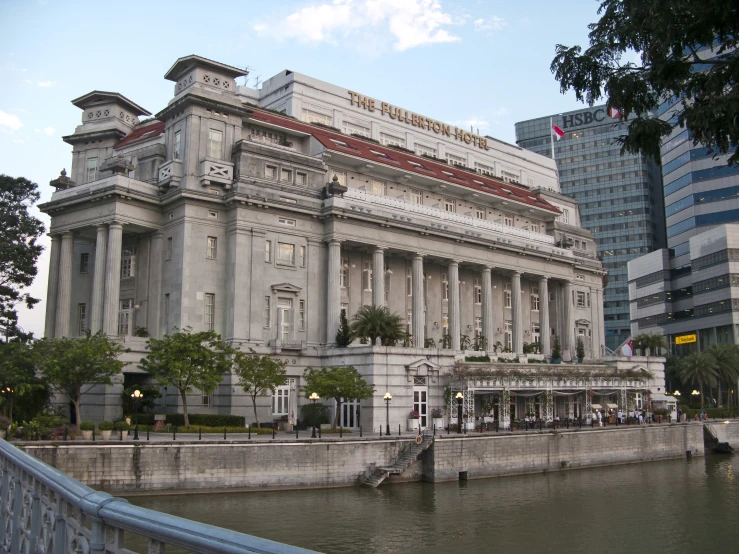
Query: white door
339,398,360,428
278,299,292,341
413,385,428,429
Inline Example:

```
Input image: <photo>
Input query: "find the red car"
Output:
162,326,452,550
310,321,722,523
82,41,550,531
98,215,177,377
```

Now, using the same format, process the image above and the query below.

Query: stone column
147,231,163,338
539,277,550,357
591,287,603,359
563,281,575,361
448,261,461,351
372,248,385,307
412,254,425,346
481,267,493,352
226,226,250,341
89,225,108,334
54,232,75,337
44,235,61,338
102,222,123,335
326,240,342,345
511,271,523,354
248,231,266,341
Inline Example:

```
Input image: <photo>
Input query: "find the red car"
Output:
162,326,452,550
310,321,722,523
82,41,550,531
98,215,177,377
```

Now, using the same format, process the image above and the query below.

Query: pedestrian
617,409,623,424
596,410,602,427
639,411,644,425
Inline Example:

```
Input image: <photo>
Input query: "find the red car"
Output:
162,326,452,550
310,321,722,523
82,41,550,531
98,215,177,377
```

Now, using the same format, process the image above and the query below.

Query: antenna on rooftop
255,75,262,89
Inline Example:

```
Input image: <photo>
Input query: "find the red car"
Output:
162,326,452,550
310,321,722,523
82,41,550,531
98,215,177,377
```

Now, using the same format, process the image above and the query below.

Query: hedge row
681,408,739,420
127,413,246,427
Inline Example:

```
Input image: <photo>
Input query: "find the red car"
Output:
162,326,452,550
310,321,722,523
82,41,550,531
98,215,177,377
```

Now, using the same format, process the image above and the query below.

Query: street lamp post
309,392,320,438
383,392,392,436
456,392,464,434
692,389,701,413
674,390,681,422
131,390,142,440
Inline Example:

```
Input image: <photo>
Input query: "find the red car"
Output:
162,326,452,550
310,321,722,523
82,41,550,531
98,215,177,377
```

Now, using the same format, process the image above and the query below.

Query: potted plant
113,420,130,438
407,409,420,431
576,338,585,364
98,420,114,440
431,408,444,429
551,338,562,364
0,416,9,440
79,421,95,440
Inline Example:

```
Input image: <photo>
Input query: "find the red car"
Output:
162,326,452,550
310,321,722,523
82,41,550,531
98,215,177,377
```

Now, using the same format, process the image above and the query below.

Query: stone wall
19,424,703,494
706,420,739,449
425,423,704,482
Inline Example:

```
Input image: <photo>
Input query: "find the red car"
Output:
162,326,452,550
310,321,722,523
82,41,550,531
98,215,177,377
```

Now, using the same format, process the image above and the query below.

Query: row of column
45,222,124,338
324,244,563,355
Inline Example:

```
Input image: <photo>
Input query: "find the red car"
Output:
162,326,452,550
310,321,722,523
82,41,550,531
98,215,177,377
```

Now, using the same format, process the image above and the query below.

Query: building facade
515,106,666,351
41,55,632,429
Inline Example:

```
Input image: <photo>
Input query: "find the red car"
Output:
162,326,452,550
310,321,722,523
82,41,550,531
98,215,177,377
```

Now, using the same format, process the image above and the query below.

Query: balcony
248,134,296,151
158,159,183,188
199,158,234,188
335,188,572,258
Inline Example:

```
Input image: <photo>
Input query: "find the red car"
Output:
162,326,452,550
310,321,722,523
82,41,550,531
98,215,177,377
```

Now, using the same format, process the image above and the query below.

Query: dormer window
330,138,350,148
370,149,391,160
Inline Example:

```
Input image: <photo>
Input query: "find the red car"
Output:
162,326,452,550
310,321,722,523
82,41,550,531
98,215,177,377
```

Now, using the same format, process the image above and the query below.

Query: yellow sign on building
675,334,697,345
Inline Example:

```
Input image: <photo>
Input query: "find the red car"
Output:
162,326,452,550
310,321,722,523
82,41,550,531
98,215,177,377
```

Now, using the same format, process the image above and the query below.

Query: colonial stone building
41,55,652,430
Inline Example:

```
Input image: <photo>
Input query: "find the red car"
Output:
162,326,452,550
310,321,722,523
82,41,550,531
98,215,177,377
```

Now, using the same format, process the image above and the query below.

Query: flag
608,106,621,119
621,338,633,357
551,124,565,140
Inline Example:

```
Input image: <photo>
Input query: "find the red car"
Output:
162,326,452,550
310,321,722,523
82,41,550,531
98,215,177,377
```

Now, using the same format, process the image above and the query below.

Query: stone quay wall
18,424,703,494
706,420,739,449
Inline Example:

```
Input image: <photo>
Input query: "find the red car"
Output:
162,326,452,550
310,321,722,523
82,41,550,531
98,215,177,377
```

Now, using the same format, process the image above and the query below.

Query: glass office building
516,106,666,351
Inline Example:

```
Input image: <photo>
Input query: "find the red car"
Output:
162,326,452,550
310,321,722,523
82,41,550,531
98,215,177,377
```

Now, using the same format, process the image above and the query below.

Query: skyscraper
516,106,666,350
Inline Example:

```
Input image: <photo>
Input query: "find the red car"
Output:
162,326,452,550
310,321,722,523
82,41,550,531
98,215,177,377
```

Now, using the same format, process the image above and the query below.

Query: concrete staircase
360,431,434,487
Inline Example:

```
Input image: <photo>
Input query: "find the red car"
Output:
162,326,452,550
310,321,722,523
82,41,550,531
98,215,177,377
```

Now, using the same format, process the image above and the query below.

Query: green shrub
465,355,491,362
114,421,130,431
79,421,95,431
299,403,331,427
31,414,66,429
164,413,246,427
98,420,114,431
683,408,739,420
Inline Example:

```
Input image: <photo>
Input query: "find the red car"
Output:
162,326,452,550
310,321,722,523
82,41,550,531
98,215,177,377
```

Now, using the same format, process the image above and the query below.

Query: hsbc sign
561,107,622,129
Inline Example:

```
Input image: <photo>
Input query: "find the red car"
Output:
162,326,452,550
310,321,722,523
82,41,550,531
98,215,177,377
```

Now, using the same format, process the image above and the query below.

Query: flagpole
549,116,556,162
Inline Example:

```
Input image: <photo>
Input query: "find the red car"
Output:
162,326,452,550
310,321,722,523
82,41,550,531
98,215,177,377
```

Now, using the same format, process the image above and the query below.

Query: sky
0,0,605,337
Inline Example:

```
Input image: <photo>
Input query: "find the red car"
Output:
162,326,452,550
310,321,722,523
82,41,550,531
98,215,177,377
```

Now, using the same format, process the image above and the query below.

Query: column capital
374,246,386,254
60,230,75,238
447,260,459,268
96,224,110,233
412,253,424,261
108,221,123,230
327,239,342,247
481,266,492,275
511,270,521,277
538,275,549,283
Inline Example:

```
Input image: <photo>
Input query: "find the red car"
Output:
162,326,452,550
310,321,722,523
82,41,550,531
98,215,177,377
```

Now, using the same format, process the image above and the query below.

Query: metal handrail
0,440,314,553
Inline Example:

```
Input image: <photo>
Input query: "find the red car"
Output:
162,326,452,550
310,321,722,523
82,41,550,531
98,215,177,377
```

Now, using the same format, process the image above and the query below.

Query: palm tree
706,344,739,408
645,333,667,356
349,305,404,346
664,356,682,393
679,352,718,409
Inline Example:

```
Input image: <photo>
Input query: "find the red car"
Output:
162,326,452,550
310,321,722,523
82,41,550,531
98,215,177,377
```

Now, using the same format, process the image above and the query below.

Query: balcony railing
158,159,183,187
248,134,295,151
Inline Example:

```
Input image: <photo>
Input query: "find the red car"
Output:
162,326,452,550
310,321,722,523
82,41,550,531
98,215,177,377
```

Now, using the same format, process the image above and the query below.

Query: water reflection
124,456,739,553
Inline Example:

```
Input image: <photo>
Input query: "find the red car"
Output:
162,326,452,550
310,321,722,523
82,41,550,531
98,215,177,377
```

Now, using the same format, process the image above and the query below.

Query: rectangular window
503,213,514,227
342,120,370,137
278,298,292,341
531,223,539,234
277,242,295,265
363,261,373,291
174,131,181,160
302,108,332,126
446,153,466,167
201,391,212,407
264,296,271,327
415,143,437,157
118,299,133,336
86,158,98,183
501,171,520,184
505,320,512,350
370,179,386,196
206,237,217,259
475,162,495,177
442,272,448,300
299,300,305,330
380,133,405,147
299,246,306,267
121,246,137,278
278,217,296,227
577,291,586,308
407,266,412,296
296,172,307,185
341,256,349,288
265,165,277,179
409,189,423,204
166,237,173,260
280,168,292,183
207,129,223,159
504,282,512,308
79,253,89,274
204,293,215,331
561,209,570,224
531,287,540,311
442,314,449,335
587,292,591,307
164,293,170,333
77,303,87,336
443,198,456,213
273,384,290,415
265,240,272,263
474,207,486,220
475,317,482,338
474,278,482,304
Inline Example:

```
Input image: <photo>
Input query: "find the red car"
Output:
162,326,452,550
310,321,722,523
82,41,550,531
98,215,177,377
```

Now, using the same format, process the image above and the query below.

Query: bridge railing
0,439,314,554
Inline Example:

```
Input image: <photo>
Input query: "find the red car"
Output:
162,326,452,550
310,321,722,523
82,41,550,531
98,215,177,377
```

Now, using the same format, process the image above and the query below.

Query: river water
125,455,739,553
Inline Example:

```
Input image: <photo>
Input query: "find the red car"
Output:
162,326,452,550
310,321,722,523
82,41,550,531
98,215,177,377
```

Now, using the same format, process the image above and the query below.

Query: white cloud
473,16,506,35
12,139,24,144
44,127,54,136
254,0,460,52
37,81,56,88
0,110,23,130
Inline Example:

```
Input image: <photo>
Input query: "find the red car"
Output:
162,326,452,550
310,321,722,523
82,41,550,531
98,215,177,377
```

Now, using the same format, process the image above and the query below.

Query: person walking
596,410,602,427
617,409,623,425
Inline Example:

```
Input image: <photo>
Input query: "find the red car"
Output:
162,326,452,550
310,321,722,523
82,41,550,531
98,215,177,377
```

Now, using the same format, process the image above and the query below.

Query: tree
0,340,46,422
301,366,375,428
349,305,404,346
34,332,125,425
633,333,667,356
706,343,739,407
140,327,232,427
550,0,739,165
233,349,287,428
679,352,718,408
335,309,353,347
0,175,45,332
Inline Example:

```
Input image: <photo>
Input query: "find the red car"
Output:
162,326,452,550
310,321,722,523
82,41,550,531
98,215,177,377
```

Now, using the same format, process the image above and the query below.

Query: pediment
575,319,591,325
406,358,441,370
271,283,302,294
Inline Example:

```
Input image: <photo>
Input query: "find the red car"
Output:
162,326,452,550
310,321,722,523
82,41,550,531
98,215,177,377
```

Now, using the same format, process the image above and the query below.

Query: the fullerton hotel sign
348,91,491,151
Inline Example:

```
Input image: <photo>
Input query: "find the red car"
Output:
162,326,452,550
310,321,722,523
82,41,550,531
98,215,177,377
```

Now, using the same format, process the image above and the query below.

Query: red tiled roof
249,110,560,214
114,120,166,149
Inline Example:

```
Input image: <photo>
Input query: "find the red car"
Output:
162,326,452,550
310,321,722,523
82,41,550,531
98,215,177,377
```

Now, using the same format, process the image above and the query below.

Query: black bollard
447,424,450,435
120,429,123,441
248,426,251,440
399,424,401,437
318,426,322,439
228,427,231,440
296,427,299,439
92,428,95,442
64,427,68,441
147,426,150,441
199,427,202,440
173,426,177,440
340,426,343,438
360,426,363,438
479,422,483,433
379,425,382,437
434,424,436,436
271,426,274,439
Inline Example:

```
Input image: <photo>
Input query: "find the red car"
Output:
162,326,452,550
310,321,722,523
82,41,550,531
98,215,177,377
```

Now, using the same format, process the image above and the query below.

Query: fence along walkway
0,440,314,554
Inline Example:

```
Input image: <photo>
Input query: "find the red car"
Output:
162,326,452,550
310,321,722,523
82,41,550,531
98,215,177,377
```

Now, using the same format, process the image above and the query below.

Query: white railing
248,134,295,151
0,440,314,553
341,188,573,257
158,159,183,187
51,176,159,202
199,159,234,187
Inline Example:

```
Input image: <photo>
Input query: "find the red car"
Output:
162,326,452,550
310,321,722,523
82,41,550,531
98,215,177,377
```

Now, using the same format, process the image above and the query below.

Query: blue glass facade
516,106,666,351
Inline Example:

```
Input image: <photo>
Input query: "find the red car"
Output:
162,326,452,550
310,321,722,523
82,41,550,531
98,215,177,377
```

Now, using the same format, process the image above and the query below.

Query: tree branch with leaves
233,349,287,428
